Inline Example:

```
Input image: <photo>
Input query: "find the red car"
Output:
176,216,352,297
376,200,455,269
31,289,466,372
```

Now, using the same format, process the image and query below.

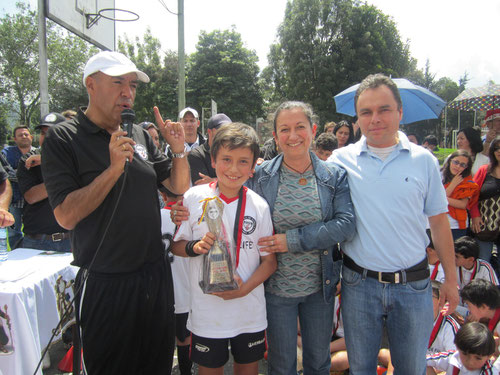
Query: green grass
434,148,455,166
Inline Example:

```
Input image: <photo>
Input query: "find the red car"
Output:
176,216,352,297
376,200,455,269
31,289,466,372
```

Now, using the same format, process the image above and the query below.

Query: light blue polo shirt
328,131,448,272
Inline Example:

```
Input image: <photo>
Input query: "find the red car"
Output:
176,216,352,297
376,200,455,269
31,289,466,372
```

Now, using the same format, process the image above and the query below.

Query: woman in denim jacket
247,101,355,375
171,101,355,374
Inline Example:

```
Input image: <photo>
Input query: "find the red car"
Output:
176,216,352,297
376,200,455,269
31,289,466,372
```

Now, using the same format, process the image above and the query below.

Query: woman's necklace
283,160,312,186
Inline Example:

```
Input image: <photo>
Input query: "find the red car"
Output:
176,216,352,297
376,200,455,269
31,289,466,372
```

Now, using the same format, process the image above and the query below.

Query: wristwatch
171,151,187,158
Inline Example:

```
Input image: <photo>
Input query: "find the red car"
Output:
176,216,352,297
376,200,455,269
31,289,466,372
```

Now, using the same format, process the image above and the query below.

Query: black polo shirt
188,142,216,184
41,109,172,273
17,149,68,235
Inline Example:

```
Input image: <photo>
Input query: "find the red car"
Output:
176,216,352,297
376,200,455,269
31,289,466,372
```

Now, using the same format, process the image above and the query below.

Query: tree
186,28,264,125
0,2,98,129
118,29,179,123
266,0,415,125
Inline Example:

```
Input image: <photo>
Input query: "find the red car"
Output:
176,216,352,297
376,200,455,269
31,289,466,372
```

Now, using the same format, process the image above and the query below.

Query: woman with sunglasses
470,138,500,262
441,150,479,240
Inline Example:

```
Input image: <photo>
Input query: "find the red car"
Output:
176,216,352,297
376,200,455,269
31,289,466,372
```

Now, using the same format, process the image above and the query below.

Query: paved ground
44,340,268,374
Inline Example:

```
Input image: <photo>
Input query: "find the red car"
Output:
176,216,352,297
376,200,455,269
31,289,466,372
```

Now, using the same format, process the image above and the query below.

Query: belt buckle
52,233,63,242
378,272,400,284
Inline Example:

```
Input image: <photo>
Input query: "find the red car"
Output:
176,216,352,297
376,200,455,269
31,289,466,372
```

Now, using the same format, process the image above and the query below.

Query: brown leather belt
25,232,70,242
343,254,429,284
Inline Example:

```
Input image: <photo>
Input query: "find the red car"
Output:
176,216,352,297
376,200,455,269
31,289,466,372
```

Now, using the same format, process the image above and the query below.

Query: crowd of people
2,50,500,375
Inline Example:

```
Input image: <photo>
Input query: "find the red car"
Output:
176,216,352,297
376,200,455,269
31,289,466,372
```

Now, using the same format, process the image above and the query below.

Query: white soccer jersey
161,207,191,314
458,260,499,291
427,314,459,355
426,350,499,374
174,183,273,338
430,261,446,283
333,295,344,338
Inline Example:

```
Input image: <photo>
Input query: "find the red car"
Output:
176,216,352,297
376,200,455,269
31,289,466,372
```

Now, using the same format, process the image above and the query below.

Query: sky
2,0,500,89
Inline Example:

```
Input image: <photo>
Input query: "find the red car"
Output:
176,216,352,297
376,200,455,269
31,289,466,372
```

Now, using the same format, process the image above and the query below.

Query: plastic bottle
0,227,8,262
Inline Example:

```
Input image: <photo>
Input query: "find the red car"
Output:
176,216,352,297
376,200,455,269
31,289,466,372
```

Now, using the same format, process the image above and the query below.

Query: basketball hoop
86,8,139,29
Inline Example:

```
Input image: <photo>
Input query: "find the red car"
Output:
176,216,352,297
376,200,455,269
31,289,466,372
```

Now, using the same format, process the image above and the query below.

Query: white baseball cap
178,107,199,119
82,51,150,86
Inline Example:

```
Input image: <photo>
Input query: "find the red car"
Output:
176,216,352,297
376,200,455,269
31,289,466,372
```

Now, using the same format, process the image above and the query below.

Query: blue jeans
20,236,71,252
7,205,23,248
265,290,334,375
341,265,433,375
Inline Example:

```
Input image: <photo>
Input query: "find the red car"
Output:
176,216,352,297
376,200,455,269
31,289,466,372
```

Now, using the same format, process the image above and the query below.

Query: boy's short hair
315,132,337,151
210,123,260,164
423,135,438,146
431,280,442,299
454,236,479,260
454,322,495,357
460,279,500,310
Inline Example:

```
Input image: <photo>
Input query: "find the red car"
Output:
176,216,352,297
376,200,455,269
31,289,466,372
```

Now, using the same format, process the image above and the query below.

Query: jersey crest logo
242,216,256,235
134,144,148,160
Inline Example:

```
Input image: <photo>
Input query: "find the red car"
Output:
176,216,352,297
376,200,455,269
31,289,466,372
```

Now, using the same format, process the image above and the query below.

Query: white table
0,248,78,375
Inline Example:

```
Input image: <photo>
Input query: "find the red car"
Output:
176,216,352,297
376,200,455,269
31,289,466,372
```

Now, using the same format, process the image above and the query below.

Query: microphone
121,109,135,164
121,109,135,137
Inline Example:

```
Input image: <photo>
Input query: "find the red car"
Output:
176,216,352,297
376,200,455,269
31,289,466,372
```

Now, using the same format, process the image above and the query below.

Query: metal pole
177,0,185,111
444,107,447,148
38,0,49,117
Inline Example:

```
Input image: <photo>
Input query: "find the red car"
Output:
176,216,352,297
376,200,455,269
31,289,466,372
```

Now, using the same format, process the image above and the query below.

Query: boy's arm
172,233,215,257
212,253,277,300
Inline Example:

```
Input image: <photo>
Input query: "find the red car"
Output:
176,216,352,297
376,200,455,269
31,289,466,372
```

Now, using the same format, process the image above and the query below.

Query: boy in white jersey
426,322,499,374
428,281,460,374
454,237,499,291
173,123,277,375
461,280,500,338
427,231,446,283
160,196,192,375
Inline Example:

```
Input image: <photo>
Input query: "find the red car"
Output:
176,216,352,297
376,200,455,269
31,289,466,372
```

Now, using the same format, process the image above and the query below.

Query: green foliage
118,29,179,122
434,147,455,166
266,0,414,123
186,28,264,124
0,2,97,128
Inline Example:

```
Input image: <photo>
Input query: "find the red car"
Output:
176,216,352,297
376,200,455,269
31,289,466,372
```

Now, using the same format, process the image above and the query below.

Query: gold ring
122,145,126,151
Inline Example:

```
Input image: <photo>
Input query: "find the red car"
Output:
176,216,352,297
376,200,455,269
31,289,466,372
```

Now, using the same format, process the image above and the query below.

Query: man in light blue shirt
328,74,458,375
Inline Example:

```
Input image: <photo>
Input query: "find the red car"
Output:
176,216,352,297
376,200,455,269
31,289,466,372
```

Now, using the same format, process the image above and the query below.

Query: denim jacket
246,152,356,302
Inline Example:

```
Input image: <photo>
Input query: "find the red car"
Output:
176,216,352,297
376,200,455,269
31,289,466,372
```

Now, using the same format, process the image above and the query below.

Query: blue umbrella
334,78,446,124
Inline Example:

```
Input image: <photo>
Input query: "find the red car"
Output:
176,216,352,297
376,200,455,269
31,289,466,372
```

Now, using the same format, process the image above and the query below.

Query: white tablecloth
0,248,78,375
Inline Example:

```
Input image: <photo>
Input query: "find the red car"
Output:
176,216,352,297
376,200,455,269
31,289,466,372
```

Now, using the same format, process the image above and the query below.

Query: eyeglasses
451,159,468,169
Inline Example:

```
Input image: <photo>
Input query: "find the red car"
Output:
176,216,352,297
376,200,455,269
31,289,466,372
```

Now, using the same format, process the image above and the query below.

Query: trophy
198,197,238,293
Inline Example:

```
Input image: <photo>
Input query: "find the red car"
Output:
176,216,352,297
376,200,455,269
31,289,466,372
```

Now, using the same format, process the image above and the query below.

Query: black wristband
185,240,201,257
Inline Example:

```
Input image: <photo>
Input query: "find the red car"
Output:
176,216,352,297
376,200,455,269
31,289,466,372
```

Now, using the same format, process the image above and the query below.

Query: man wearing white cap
42,51,190,375
165,107,206,155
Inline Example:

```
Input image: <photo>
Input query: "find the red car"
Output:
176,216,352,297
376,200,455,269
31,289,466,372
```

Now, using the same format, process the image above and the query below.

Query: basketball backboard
45,0,116,51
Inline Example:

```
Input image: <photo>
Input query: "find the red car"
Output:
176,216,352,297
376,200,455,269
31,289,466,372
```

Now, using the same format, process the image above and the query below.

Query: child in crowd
427,230,446,283
460,279,500,337
428,281,460,359
160,194,192,375
313,132,337,161
426,322,499,374
441,150,479,240
455,236,499,291
172,123,277,375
